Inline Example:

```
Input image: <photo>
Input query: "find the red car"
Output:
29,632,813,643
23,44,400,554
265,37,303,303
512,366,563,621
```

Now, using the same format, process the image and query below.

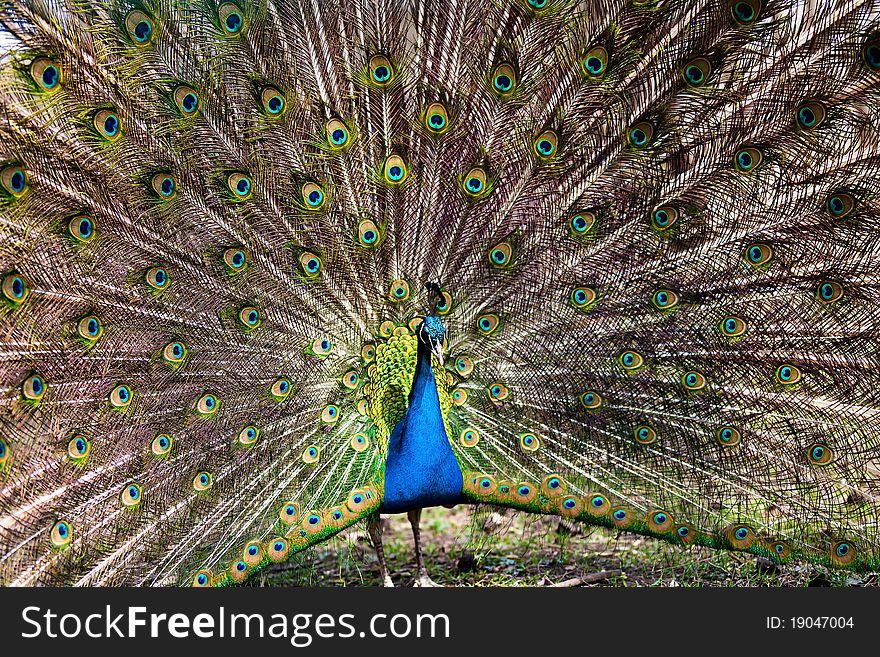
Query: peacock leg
408,508,441,587
367,513,394,587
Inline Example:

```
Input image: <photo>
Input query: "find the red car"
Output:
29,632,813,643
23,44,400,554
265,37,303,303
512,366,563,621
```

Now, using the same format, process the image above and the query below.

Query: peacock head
419,315,446,366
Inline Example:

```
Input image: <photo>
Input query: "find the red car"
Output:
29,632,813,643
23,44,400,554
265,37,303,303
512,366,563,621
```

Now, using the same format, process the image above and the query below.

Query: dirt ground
257,505,877,587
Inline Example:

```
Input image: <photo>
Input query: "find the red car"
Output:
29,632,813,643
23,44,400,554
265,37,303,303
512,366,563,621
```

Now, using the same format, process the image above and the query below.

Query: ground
258,505,877,587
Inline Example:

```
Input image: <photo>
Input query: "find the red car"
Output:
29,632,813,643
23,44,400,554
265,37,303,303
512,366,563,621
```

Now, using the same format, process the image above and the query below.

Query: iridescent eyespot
455,356,473,376
491,63,516,95
31,58,61,91
68,215,95,242
22,373,46,401
451,389,467,405
652,288,679,310
463,167,488,196
321,405,338,424
350,433,370,452
302,182,325,208
358,219,381,247
174,85,199,115
831,541,855,565
238,306,261,330
716,426,741,447
2,273,29,303
627,121,653,148
651,206,678,231
125,10,153,45
724,523,755,548
383,155,408,184
611,507,633,528
193,471,213,491
219,3,244,36
389,279,410,301
579,391,602,410
634,425,657,445
519,432,540,452
145,266,170,290
342,370,359,390
796,100,825,130
243,541,263,565
533,130,558,159
682,57,711,87
488,242,513,268
324,118,351,148
50,520,72,547
460,428,480,447
826,192,854,219
542,475,565,496
299,252,322,278
369,54,394,85
228,173,252,200
569,212,595,236
816,280,843,304
735,146,763,172
435,290,453,315
238,424,259,446
379,320,395,338
280,502,300,524
151,433,173,456
526,0,548,10
514,483,536,503
193,570,212,587
681,370,706,391
222,247,247,272
196,392,219,415
361,343,375,363
109,383,133,408
121,483,142,507
807,443,833,466
302,445,320,463
425,102,449,133
312,337,333,357
588,495,609,515
77,314,103,341
864,37,880,71
151,173,177,199
619,350,643,370
721,315,746,337
558,496,582,516
271,377,291,399
476,312,501,336
94,109,121,141
67,434,90,462
730,0,760,25
1,164,28,198
775,363,801,385
162,341,187,364
231,561,249,581
582,46,608,77
261,87,286,116
268,538,289,562
649,510,673,532
768,541,791,560
744,242,772,267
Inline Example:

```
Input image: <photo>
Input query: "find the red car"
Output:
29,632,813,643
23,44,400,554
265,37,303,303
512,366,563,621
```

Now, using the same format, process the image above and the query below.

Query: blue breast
380,348,463,513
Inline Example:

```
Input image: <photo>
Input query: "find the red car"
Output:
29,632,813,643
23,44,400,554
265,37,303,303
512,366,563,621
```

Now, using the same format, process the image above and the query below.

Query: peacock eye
299,252,323,278
825,192,854,218
634,425,657,444
491,63,517,95
435,290,453,315
591,495,608,510
455,356,473,376
121,483,143,507
22,373,46,401
2,272,29,303
326,118,350,147
2,164,28,198
260,87,286,116
271,377,291,398
651,206,678,231
67,215,95,243
383,154,408,184
162,341,187,364
94,109,121,141
488,242,513,268
682,370,706,391
357,219,381,247
533,130,558,159
222,247,247,272
145,266,170,290
864,37,880,71
302,182,325,209
816,280,843,304
652,288,679,310
716,426,741,446
50,520,73,547
312,337,333,357
460,428,480,447
651,511,670,527
196,392,219,415
744,242,773,267
527,0,548,10
228,172,253,199
31,58,61,91
350,433,370,452
627,121,654,148
174,86,199,115
569,212,596,236
151,172,177,199
425,102,449,132
579,390,602,409
619,350,643,370
321,405,338,424
109,383,132,408
279,502,301,524
238,424,259,446
369,55,394,84
219,3,244,36
730,0,761,25
735,146,763,172
193,471,213,491
302,444,321,463
125,10,153,45
775,363,801,385
238,306,261,330
67,434,91,461
463,167,487,196
476,312,501,336
806,443,833,466
77,314,103,341
682,57,711,87
151,433,173,456
796,100,825,130
389,279,410,301
582,46,608,77
721,315,746,337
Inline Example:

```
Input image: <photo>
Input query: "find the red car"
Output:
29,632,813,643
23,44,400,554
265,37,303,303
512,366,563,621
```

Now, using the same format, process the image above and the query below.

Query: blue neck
379,338,463,513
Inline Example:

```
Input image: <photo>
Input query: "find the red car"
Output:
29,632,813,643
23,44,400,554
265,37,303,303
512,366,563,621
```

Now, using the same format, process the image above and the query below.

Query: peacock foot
413,574,442,587
383,574,395,587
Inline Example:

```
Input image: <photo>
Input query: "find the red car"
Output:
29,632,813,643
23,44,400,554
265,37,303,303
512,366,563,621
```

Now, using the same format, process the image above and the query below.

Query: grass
257,505,877,587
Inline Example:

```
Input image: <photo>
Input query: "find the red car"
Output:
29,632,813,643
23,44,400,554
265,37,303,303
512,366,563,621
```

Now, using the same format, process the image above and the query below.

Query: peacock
1,0,879,588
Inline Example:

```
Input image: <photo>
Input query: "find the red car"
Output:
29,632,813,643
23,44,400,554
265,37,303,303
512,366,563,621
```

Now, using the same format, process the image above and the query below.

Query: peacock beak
430,339,444,367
